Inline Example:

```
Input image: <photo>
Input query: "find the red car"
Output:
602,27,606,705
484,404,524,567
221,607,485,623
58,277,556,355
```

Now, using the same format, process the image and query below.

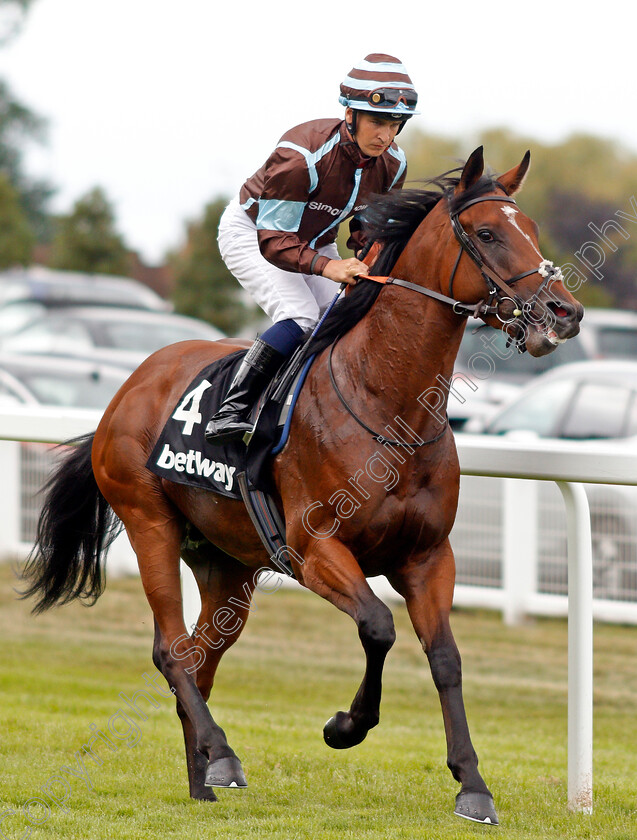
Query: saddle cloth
146,349,314,499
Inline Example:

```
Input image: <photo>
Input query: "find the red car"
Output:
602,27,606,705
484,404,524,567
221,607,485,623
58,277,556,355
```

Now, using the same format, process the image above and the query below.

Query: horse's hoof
204,756,248,788
323,711,367,750
191,787,218,802
454,791,499,825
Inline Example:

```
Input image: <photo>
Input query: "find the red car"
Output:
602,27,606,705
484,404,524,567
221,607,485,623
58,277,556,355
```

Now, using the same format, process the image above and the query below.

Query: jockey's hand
321,258,369,285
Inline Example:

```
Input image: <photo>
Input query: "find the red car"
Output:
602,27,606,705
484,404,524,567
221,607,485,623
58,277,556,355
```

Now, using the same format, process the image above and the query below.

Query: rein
328,334,449,447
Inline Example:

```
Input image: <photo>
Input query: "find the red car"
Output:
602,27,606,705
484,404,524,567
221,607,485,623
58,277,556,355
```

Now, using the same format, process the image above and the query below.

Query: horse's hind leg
115,503,247,801
296,539,396,749
388,540,498,825
172,543,256,798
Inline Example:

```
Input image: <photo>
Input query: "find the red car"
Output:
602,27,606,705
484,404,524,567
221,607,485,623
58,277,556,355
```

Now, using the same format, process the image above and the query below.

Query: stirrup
205,418,254,446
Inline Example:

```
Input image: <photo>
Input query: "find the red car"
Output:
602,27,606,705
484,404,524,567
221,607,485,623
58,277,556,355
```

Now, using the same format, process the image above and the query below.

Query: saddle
146,346,316,576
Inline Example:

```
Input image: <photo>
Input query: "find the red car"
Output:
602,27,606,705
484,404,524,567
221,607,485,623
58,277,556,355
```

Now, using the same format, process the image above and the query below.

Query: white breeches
218,197,340,330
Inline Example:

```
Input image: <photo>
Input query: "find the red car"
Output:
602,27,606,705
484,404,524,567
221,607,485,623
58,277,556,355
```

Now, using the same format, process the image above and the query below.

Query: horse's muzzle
523,298,583,357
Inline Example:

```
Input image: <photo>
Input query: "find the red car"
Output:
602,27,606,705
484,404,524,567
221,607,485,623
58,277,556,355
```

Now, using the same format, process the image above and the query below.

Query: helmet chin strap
346,109,358,140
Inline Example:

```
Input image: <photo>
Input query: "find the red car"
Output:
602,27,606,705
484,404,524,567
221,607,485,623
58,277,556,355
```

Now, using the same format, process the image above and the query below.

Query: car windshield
0,313,216,356
0,271,168,310
0,317,94,354
457,326,587,376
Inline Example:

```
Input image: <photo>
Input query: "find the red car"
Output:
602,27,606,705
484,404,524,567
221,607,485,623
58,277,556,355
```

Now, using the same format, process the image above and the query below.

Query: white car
0,305,226,370
0,352,130,409
575,307,637,360
455,360,637,601
0,265,170,311
0,266,172,339
449,323,589,430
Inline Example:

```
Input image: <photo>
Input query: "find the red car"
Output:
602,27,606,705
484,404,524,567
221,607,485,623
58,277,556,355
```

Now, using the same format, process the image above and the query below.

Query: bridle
446,190,561,331
327,188,565,447
361,188,563,336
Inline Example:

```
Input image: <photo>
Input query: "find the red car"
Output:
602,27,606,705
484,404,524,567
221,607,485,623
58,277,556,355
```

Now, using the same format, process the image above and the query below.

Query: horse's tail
20,433,122,614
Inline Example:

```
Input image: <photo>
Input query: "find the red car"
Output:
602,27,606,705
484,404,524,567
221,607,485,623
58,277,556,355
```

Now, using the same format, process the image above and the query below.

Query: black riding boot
205,338,285,445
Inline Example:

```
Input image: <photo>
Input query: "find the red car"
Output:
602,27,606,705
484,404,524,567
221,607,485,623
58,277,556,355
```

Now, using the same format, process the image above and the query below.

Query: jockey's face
347,109,402,157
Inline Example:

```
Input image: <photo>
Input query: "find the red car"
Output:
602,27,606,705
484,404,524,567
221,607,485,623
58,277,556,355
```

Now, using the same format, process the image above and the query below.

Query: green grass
1,561,636,839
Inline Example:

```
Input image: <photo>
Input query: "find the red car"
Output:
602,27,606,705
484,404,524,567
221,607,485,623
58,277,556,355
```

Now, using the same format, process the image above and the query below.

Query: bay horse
21,147,582,825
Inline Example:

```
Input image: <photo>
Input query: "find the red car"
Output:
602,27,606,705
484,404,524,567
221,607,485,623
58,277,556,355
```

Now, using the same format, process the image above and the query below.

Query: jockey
205,53,420,445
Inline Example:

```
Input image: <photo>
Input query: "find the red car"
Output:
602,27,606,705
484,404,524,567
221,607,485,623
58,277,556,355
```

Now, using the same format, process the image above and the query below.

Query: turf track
0,562,635,839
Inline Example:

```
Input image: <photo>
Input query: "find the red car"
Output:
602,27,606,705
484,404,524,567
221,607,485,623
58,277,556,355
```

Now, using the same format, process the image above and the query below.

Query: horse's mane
306,169,503,356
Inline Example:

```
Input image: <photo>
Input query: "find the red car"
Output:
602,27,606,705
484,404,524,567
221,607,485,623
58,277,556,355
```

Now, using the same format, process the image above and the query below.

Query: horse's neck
336,285,467,436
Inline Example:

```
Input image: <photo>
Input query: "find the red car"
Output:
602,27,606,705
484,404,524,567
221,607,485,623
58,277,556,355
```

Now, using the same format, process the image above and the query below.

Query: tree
49,187,131,276
169,198,257,334
0,0,36,46
0,1,54,239
0,170,33,265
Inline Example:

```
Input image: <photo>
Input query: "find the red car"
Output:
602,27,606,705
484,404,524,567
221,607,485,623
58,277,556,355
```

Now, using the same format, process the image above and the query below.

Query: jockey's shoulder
277,118,344,151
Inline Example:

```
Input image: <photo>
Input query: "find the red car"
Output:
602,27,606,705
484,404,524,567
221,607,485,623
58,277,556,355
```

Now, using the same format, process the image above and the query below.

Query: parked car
454,360,637,600
576,307,637,360
448,323,589,429
0,266,173,338
0,306,226,369
0,352,130,409
0,352,137,568
0,266,170,311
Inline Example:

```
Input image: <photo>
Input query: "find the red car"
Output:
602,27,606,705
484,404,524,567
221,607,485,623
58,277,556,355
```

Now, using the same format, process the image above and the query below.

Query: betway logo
156,443,236,491
308,201,341,216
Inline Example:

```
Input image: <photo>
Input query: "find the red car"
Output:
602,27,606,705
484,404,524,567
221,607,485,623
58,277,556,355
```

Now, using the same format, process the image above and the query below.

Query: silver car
0,352,130,409
455,360,637,601
0,305,226,370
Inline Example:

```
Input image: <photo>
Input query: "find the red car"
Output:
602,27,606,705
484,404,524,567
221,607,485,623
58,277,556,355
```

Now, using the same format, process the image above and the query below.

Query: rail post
557,481,593,814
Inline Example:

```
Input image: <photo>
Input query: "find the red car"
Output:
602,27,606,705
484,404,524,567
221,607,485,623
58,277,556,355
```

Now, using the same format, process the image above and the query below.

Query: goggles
366,87,418,110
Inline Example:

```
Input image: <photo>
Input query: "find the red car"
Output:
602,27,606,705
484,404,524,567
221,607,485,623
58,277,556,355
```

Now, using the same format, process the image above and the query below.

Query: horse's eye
477,230,494,243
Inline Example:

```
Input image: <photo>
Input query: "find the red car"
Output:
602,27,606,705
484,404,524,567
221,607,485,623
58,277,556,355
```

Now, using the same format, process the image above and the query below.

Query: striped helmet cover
339,53,420,117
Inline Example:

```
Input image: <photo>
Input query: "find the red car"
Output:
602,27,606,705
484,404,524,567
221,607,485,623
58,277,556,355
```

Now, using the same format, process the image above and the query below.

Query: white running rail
3,405,637,814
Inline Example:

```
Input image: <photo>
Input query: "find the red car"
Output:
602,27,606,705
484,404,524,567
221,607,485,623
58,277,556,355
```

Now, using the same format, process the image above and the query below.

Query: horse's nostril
554,306,569,318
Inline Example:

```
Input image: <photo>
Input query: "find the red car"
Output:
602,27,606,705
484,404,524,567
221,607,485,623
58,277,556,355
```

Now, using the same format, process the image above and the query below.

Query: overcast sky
0,0,634,264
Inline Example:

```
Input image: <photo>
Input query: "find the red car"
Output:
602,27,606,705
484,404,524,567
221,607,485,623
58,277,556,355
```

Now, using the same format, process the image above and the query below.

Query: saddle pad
146,348,318,499
147,351,247,499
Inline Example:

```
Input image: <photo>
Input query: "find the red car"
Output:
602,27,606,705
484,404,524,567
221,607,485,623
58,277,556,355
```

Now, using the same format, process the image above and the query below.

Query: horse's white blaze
501,205,543,258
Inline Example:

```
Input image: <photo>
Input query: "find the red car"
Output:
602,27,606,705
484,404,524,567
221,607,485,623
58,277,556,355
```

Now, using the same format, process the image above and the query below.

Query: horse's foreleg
297,539,396,749
389,541,498,825
176,548,256,797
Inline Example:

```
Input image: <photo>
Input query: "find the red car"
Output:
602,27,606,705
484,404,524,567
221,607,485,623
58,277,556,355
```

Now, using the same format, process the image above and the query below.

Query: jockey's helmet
339,53,419,133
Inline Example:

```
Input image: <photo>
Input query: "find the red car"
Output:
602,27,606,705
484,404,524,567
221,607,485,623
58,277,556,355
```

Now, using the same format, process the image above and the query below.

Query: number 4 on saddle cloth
146,348,314,574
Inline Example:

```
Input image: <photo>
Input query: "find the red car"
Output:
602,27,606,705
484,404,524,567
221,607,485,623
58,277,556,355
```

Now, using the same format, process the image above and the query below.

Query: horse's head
436,146,583,357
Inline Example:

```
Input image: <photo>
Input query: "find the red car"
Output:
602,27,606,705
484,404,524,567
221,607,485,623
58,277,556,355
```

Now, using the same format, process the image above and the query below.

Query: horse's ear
456,146,484,193
497,150,531,195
